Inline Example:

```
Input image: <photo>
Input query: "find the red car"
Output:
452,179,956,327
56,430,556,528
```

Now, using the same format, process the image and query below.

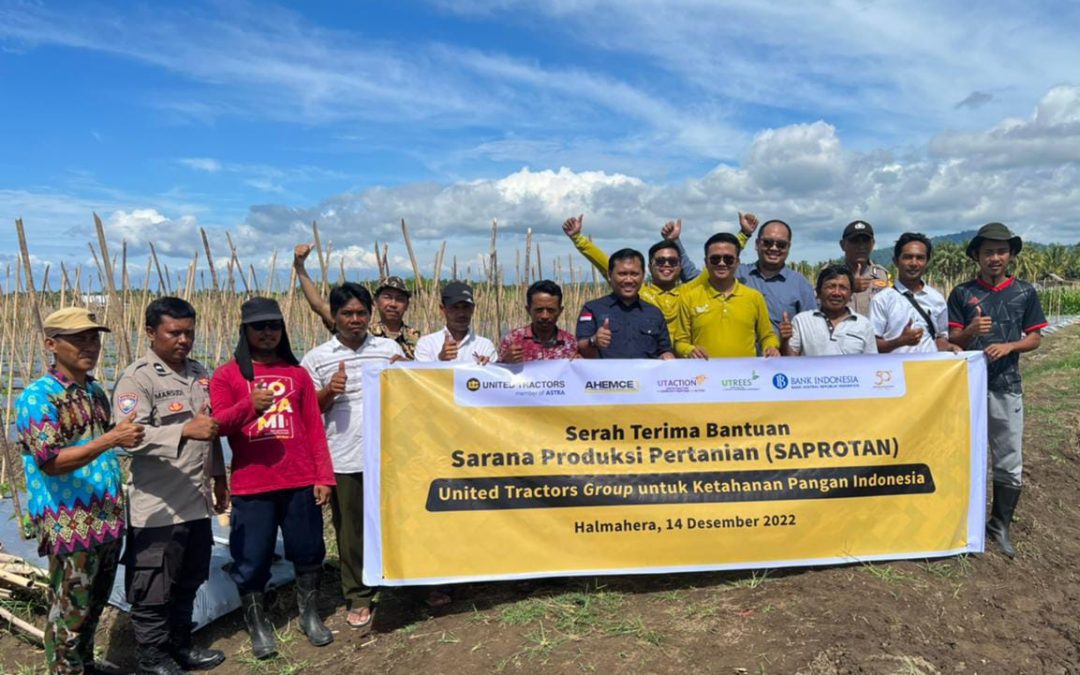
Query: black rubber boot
986,483,1022,559
295,572,334,647
241,592,277,660
136,644,187,675
170,622,226,671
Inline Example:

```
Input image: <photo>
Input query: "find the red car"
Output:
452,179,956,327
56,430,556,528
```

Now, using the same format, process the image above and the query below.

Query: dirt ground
3,325,1079,674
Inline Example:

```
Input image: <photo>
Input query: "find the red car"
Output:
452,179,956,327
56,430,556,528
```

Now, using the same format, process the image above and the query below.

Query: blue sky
3,0,1080,284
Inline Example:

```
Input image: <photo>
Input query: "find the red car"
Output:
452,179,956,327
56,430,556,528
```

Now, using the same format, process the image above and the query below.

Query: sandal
346,606,375,636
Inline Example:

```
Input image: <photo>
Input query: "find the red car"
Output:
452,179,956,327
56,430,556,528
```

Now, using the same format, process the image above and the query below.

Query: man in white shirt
301,283,403,635
871,232,956,354
782,265,877,356
414,281,497,364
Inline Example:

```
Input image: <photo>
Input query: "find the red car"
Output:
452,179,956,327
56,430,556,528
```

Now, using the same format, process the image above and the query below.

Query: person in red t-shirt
210,297,336,659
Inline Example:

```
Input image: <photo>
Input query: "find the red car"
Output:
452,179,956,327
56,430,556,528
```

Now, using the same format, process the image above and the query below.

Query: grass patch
860,563,911,584
727,569,771,590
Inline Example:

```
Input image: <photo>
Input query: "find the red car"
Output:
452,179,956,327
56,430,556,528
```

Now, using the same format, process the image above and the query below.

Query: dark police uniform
576,293,673,359
113,349,224,655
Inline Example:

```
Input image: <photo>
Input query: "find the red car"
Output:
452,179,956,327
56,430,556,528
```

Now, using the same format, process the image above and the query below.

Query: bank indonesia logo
772,373,789,390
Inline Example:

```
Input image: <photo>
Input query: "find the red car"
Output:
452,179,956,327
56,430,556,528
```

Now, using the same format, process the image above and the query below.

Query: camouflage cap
376,275,411,298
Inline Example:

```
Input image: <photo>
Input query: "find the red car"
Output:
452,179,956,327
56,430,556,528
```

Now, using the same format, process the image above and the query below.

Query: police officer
840,220,891,317
113,297,227,674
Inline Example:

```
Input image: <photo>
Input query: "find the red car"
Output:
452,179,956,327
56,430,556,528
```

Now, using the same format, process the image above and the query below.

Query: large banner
362,352,987,586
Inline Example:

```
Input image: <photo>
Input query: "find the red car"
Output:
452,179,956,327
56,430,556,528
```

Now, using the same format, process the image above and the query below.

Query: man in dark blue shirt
576,248,674,360
948,222,1047,558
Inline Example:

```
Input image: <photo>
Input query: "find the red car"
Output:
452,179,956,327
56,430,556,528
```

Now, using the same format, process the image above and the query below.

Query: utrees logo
719,370,761,391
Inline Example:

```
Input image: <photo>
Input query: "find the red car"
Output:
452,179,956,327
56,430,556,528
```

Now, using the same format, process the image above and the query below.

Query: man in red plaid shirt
499,280,579,362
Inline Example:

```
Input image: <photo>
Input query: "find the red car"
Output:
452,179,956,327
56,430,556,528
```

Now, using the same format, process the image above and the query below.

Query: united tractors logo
466,377,481,392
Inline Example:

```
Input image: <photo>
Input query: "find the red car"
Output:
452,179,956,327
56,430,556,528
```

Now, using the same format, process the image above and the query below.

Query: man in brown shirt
113,297,227,674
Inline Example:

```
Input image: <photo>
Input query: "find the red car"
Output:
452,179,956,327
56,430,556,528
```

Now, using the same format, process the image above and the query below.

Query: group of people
16,214,1045,674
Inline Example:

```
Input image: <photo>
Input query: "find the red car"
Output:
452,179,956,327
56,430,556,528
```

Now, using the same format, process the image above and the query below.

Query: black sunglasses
707,254,737,266
652,256,680,267
248,320,284,331
759,238,789,251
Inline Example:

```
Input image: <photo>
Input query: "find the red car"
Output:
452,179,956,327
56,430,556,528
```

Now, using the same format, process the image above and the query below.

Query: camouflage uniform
45,540,122,674
369,322,421,360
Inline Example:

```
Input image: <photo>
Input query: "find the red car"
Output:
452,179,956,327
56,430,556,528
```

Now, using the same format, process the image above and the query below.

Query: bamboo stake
200,228,220,292
400,219,424,294
149,242,167,293
0,605,45,644
15,218,48,375
311,222,328,295
93,213,133,365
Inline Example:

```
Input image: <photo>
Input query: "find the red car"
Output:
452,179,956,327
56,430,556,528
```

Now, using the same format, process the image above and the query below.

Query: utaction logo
584,379,640,393
656,374,707,394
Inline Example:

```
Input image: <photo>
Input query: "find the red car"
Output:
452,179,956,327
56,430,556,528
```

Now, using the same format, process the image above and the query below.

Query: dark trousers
229,486,326,593
330,472,374,610
45,539,121,674
125,519,212,649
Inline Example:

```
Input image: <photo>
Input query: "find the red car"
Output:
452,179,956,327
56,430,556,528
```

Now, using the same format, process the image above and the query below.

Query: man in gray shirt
113,297,227,674
736,216,818,337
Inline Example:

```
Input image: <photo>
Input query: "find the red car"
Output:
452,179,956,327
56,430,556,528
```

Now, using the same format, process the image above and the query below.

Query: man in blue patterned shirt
16,308,145,674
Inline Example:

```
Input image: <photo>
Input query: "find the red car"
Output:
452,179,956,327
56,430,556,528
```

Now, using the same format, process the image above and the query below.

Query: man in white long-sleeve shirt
414,281,497,364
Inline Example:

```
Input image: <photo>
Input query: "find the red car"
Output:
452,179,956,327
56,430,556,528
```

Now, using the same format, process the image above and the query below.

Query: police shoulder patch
117,393,138,415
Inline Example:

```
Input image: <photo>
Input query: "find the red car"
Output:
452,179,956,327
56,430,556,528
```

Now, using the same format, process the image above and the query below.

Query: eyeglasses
759,239,789,251
652,256,680,268
707,254,737,266
248,320,284,331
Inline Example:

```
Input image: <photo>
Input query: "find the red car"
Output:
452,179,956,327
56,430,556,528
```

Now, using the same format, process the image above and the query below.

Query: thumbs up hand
661,218,683,241
251,382,275,413
971,305,993,336
899,319,924,346
594,318,613,349
183,403,220,441
328,360,348,396
109,411,145,449
779,311,794,341
562,214,584,238
853,262,871,293
439,331,459,361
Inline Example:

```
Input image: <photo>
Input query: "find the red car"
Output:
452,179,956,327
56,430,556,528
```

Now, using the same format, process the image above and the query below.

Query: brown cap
43,307,111,337
376,275,411,298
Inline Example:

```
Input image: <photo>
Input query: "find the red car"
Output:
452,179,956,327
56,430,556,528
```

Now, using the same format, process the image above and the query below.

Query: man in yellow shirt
562,215,700,334
673,232,780,358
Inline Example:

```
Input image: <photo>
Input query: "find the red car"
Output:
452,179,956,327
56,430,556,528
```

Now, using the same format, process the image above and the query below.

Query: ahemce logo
584,379,640,393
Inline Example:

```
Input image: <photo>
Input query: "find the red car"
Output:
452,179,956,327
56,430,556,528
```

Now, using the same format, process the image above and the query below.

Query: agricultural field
2,220,1080,673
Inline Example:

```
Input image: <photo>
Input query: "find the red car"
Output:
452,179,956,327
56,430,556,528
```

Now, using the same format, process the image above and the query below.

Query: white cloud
5,84,1080,283
179,157,222,173
930,85,1080,167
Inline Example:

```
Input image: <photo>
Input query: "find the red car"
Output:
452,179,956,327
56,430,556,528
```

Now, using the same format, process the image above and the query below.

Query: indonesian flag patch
578,310,594,322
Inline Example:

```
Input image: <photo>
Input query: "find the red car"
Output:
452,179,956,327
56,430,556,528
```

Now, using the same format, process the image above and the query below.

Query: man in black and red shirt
948,222,1048,558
